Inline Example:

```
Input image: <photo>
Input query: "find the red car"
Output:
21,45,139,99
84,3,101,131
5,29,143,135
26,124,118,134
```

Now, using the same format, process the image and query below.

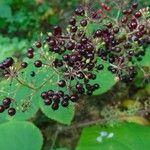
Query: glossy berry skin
8,108,16,116
0,105,5,113
58,80,66,87
3,98,11,106
52,102,59,110
21,62,28,68
132,2,138,9
67,41,75,50
3,57,14,67
35,41,42,48
69,17,76,25
63,95,70,101
75,7,85,16
28,47,34,53
134,11,142,18
44,98,52,105
41,92,48,99
80,19,87,27
61,100,69,107
47,90,54,97
77,72,85,79
34,60,42,68
70,26,78,32
53,26,62,36
70,95,79,102
94,29,102,37
48,39,56,46
27,52,34,59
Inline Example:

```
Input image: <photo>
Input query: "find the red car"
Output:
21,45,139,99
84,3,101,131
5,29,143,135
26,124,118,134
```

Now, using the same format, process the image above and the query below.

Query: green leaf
140,46,150,67
0,4,12,19
40,100,74,125
0,121,43,150
23,58,75,125
55,148,70,150
91,62,116,96
0,79,40,122
76,123,150,150
0,36,28,61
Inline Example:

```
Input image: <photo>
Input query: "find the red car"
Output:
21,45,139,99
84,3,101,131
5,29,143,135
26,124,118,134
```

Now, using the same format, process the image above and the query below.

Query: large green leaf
0,79,39,122
90,61,117,96
0,121,43,150
140,46,150,67
40,100,74,125
76,123,150,150
38,77,75,125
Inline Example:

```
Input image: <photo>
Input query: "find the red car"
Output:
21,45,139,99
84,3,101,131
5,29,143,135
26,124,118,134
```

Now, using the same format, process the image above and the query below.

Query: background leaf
76,123,150,150
0,4,12,19
139,46,150,67
0,121,43,150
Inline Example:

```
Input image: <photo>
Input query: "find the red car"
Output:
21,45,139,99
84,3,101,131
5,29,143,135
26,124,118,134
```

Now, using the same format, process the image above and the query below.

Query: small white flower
107,133,114,139
96,136,102,143
100,131,108,137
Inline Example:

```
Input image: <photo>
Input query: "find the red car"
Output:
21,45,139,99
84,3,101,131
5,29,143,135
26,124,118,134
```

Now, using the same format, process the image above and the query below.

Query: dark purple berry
67,41,75,50
58,80,66,87
28,47,34,53
70,94,79,102
35,41,42,48
27,52,34,59
134,11,142,18
53,26,62,35
132,2,138,9
75,7,85,16
47,90,54,97
44,98,52,105
69,17,76,25
34,60,42,68
70,25,78,32
94,29,102,37
3,98,11,106
8,108,16,116
63,95,70,101
52,102,59,110
48,39,56,46
61,100,69,107
3,57,14,67
21,62,28,68
0,105,5,113
41,92,48,99
80,19,87,27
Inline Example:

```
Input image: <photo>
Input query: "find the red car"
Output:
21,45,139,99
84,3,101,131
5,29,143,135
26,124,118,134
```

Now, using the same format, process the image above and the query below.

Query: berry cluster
0,2,150,112
0,57,14,76
0,98,16,116
41,90,79,110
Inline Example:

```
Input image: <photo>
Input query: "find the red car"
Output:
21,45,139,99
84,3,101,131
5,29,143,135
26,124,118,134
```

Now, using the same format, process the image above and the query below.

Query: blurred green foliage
0,0,79,39
0,0,81,59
